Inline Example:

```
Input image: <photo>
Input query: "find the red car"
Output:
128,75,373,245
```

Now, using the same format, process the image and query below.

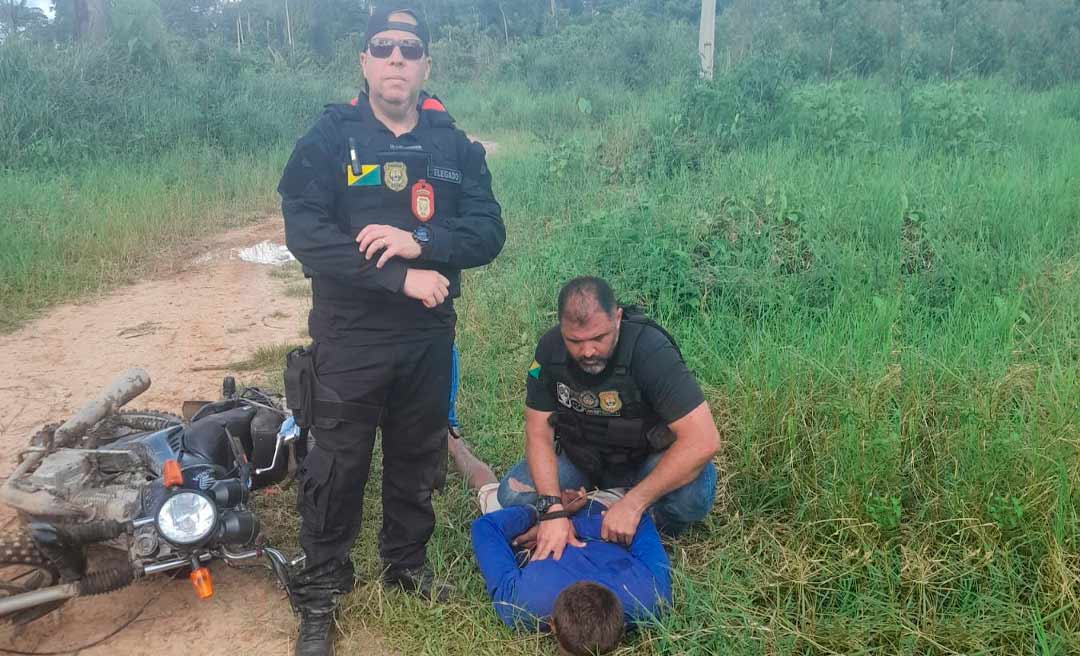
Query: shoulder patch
527,360,542,380
422,97,447,112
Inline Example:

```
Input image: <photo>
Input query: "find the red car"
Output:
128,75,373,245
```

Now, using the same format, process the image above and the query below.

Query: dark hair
557,277,617,325
552,582,625,655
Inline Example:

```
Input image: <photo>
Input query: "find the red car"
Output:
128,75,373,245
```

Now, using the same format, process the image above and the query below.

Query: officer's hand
356,224,421,268
531,512,585,562
403,269,450,308
600,497,644,546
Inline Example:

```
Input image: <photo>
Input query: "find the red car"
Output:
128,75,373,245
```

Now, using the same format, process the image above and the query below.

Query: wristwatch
412,225,432,255
534,495,563,515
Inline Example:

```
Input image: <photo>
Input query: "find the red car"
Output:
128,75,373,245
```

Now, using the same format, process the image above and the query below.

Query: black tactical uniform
526,310,704,489
278,91,504,606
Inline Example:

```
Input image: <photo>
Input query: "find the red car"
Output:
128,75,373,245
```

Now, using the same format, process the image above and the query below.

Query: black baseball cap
365,5,430,53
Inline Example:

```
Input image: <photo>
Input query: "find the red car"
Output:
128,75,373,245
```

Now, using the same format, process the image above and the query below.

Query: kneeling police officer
498,277,721,561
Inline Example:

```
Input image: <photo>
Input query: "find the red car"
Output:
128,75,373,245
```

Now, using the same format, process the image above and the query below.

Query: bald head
557,277,617,326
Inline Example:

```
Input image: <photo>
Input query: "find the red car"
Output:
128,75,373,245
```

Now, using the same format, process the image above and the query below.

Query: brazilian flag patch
348,164,381,186
527,360,541,380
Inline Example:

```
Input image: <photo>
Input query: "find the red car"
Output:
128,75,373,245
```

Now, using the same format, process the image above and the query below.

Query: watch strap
537,509,575,522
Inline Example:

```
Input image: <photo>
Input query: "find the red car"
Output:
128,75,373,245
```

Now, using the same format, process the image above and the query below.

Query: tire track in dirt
0,217,390,656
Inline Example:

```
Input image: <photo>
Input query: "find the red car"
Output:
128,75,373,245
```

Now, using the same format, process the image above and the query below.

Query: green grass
243,79,1080,655
0,143,291,331
4,42,1078,650
0,40,352,332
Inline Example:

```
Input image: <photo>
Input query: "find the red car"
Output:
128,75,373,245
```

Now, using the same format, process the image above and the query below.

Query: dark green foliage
790,83,869,152
0,40,342,171
905,83,989,152
500,8,695,93
667,57,795,157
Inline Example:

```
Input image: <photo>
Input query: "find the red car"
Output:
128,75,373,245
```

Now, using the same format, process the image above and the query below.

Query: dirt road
0,218,327,655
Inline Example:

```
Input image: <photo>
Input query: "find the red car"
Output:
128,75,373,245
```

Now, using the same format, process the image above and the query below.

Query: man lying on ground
449,437,672,656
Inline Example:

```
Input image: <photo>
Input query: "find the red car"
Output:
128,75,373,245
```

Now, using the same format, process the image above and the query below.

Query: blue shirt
470,501,672,630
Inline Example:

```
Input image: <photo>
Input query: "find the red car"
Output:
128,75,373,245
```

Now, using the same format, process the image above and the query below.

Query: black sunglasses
367,37,426,61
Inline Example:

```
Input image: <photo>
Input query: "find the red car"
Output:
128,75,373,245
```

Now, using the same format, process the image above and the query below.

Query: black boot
383,564,453,603
295,607,336,656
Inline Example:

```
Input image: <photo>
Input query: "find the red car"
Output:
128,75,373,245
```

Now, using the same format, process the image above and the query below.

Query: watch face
536,495,560,513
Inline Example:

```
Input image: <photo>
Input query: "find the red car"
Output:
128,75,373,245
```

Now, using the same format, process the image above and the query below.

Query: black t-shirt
525,321,704,424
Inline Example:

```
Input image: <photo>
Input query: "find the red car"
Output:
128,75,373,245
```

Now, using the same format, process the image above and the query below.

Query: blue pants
496,452,717,536
448,343,460,428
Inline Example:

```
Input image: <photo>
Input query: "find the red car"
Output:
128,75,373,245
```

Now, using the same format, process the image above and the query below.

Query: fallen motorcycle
0,368,303,623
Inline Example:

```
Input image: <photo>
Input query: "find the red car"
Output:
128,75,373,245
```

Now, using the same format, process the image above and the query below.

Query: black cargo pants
291,336,451,607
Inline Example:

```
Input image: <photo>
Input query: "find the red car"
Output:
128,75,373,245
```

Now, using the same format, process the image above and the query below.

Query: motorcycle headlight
157,492,218,545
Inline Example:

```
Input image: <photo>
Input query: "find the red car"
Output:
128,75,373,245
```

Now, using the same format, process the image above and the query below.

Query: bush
663,56,796,162
502,8,695,93
0,39,346,171
790,83,869,152
904,83,990,152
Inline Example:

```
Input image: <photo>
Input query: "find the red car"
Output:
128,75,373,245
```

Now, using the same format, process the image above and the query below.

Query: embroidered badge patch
527,360,541,379
598,391,623,414
384,161,408,192
557,382,572,407
411,180,434,222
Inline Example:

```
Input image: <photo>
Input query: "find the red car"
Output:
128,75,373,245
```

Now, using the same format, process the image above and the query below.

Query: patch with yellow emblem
384,161,408,192
527,360,541,380
598,391,622,414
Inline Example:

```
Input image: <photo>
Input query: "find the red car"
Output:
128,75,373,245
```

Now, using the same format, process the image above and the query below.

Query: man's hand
356,224,421,268
513,488,589,551
560,487,589,514
601,496,645,545
512,524,539,551
402,269,450,308
531,511,585,562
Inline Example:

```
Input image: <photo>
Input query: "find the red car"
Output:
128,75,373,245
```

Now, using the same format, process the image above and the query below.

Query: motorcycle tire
0,532,63,624
88,410,183,444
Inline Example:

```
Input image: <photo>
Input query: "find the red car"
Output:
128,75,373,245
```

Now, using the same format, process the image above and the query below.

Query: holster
284,345,380,431
284,346,317,430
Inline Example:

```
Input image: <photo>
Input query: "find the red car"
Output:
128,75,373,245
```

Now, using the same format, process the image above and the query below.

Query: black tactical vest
320,94,466,296
543,310,681,487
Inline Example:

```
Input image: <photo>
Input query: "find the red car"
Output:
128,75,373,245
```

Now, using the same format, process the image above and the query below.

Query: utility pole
284,0,293,49
698,0,716,80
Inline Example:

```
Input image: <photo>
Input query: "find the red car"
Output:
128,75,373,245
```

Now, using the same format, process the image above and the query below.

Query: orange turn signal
190,566,213,599
162,459,183,488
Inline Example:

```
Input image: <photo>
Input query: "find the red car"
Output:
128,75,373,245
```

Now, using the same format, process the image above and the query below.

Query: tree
1,0,48,40
74,0,107,41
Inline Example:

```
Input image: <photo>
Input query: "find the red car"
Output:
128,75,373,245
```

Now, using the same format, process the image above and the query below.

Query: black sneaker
383,564,453,603
294,608,335,656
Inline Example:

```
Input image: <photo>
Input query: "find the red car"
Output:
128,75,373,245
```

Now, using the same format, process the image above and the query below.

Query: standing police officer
497,277,720,561
277,6,503,655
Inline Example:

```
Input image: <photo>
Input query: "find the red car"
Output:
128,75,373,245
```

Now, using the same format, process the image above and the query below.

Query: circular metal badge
580,390,599,408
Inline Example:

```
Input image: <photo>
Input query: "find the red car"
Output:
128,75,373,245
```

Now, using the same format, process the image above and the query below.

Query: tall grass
243,76,1080,655
0,41,355,330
